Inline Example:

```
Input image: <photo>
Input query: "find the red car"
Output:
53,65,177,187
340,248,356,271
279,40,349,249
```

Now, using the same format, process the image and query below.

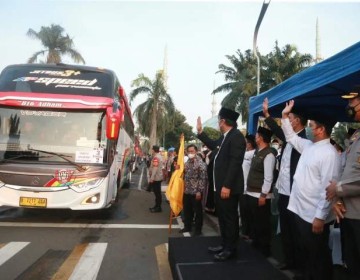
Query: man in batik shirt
179,144,208,236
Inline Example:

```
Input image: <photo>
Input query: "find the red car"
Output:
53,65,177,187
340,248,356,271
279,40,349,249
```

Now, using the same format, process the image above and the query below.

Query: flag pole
168,209,174,234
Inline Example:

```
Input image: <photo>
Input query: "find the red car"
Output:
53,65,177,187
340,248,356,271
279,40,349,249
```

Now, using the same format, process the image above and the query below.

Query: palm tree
213,49,261,122
214,42,312,123
129,71,175,147
27,24,85,64
263,41,313,89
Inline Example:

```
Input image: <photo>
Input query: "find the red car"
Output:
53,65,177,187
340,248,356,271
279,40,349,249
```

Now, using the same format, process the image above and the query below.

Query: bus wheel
117,172,121,189
114,173,121,202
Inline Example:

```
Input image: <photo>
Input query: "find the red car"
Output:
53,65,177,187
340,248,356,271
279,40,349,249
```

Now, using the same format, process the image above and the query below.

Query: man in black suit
197,107,246,261
262,98,307,271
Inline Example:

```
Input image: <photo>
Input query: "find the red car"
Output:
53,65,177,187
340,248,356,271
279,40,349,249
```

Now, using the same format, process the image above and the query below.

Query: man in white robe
281,100,340,280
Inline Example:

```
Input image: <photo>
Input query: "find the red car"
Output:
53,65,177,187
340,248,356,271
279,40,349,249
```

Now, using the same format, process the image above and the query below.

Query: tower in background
211,80,217,117
162,45,168,91
315,17,323,63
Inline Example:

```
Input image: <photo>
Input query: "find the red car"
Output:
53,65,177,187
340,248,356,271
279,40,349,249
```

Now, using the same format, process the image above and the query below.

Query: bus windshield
0,65,113,97
0,108,108,164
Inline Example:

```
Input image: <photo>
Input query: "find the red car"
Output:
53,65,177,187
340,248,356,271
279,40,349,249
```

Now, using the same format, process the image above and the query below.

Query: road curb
155,243,173,280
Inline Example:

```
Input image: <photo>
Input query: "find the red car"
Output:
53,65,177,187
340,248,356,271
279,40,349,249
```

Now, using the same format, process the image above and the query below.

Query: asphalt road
0,164,200,280
0,165,175,280
4,164,346,280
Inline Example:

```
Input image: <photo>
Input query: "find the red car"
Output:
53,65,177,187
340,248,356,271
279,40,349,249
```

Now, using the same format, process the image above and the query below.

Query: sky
1,0,360,130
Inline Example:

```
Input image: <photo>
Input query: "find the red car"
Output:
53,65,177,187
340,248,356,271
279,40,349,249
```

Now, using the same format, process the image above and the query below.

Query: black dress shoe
150,207,162,213
214,250,235,261
208,245,224,253
292,274,305,280
179,228,191,233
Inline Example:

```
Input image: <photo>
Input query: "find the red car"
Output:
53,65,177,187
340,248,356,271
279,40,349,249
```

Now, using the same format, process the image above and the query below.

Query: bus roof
1,63,116,76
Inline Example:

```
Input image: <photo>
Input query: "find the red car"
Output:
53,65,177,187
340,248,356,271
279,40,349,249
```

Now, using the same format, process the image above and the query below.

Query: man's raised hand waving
282,100,295,118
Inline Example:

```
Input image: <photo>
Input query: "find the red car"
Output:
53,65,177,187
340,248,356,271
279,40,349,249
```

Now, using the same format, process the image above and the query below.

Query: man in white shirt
246,126,276,257
239,134,256,240
281,100,340,280
263,97,308,271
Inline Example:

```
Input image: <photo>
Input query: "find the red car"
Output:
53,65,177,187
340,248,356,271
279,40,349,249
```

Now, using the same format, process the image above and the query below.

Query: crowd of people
145,88,360,280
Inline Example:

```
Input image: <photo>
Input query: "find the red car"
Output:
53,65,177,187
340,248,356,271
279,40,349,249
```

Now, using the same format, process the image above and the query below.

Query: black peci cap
257,126,273,143
311,115,337,130
218,107,240,122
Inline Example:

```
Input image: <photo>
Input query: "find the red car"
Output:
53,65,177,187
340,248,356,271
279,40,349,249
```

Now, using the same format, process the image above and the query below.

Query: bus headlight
69,178,104,193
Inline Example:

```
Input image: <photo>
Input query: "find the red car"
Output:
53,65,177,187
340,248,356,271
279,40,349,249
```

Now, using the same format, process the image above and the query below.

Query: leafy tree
163,110,194,148
202,127,221,140
130,71,175,147
263,41,313,89
214,42,312,124
214,49,259,120
27,24,85,64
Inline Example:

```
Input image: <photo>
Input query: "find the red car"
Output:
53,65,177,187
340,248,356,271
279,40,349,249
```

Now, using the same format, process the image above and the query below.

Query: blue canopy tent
248,41,360,134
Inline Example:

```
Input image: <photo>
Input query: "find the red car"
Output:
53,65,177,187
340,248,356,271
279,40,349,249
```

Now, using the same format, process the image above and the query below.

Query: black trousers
183,193,203,232
239,192,251,236
246,195,272,257
151,181,162,208
215,192,239,251
278,194,302,268
294,214,332,280
205,168,215,210
341,218,360,279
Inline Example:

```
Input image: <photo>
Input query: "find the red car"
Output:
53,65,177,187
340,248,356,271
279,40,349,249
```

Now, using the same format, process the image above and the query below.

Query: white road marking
0,242,30,266
69,243,107,280
0,222,180,229
176,216,190,237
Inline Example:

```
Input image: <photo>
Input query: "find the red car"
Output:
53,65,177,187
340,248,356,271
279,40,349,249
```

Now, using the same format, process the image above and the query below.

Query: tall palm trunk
149,105,157,147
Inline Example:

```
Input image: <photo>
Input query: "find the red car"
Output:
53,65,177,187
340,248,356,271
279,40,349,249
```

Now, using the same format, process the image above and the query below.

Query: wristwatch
260,193,267,198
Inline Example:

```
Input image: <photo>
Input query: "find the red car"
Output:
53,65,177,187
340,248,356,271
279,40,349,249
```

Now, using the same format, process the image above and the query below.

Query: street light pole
253,0,271,95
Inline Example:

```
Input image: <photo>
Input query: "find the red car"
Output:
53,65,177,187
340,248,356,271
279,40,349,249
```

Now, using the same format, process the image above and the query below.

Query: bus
0,63,135,210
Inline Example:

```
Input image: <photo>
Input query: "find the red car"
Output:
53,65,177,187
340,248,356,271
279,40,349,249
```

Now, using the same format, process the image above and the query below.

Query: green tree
27,24,85,64
203,126,221,140
130,71,175,147
163,110,194,148
214,42,312,124
263,41,313,89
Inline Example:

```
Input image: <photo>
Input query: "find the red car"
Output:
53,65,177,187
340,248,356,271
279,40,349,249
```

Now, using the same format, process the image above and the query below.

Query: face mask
346,104,356,119
306,127,314,141
345,101,360,119
188,153,195,159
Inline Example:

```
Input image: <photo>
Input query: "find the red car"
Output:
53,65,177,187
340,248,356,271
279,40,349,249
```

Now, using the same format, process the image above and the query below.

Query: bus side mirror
106,107,121,140
118,86,125,98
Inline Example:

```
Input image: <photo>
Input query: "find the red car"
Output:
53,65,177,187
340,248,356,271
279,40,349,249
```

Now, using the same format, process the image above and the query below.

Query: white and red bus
0,64,134,210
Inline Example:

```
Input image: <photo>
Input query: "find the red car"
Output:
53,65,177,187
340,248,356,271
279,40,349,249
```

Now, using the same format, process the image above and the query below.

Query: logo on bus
55,169,74,184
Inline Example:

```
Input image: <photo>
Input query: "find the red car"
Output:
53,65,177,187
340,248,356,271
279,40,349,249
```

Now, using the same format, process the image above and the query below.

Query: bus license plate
19,197,47,208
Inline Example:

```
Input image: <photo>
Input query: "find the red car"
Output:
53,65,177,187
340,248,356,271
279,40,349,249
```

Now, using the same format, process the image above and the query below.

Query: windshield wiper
27,145,87,172
0,154,43,163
